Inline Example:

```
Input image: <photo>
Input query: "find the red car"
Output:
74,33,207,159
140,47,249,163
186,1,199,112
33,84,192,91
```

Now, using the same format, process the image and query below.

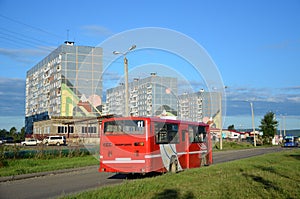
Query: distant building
178,91,220,123
25,42,103,135
106,73,178,117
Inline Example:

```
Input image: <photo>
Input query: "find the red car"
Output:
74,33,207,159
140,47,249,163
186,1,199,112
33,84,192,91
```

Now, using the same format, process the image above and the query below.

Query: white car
21,139,42,146
43,136,66,146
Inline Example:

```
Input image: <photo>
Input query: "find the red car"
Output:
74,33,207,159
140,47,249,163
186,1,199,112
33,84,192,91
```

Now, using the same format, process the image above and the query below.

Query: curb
0,165,98,183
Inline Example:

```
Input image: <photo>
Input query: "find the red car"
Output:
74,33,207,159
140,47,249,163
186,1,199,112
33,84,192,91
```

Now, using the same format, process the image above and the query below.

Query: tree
259,112,278,144
19,127,25,141
0,129,8,138
9,127,17,136
228,124,235,131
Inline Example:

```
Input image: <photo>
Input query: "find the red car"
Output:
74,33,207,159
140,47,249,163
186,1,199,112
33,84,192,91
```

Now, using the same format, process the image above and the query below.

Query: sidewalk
0,165,98,183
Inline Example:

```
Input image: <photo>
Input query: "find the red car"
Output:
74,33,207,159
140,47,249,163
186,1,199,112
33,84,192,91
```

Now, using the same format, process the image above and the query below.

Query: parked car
21,139,42,146
43,136,66,146
4,137,14,143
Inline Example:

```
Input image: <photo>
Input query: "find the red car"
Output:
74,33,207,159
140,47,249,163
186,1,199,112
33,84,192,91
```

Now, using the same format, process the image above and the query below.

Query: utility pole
113,45,136,116
124,56,129,117
283,115,286,136
219,92,223,150
250,102,256,147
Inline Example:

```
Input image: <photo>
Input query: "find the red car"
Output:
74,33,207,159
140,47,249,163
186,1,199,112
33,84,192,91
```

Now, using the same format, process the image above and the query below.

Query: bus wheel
169,157,178,173
201,156,207,166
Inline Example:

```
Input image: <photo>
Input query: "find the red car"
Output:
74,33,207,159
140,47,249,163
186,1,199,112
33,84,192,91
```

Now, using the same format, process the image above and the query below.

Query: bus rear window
104,120,145,135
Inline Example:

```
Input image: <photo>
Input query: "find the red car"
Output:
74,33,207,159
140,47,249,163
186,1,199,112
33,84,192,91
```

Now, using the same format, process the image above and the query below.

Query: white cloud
103,71,121,81
287,96,300,103
0,77,25,116
224,85,300,116
81,25,114,37
0,47,52,64
225,86,297,103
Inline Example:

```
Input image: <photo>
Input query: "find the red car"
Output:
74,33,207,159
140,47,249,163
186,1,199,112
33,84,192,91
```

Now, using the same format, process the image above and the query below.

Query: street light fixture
113,45,136,116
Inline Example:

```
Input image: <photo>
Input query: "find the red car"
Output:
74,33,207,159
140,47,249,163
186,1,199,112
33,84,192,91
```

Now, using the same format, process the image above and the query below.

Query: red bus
99,117,212,174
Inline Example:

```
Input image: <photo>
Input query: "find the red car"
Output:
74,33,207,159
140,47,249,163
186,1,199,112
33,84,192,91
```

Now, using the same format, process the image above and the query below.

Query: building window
58,126,64,133
82,126,97,133
68,126,74,133
58,125,74,134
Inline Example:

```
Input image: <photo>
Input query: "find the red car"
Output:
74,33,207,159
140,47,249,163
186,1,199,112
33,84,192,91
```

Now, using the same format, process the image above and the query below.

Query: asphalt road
0,147,290,199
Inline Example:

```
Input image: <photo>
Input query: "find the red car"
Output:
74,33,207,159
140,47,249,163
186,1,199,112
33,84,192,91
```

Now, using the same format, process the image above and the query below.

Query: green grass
0,155,98,177
62,149,300,199
213,140,263,151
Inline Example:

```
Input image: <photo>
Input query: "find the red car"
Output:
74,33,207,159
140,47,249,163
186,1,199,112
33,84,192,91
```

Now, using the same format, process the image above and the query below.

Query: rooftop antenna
67,29,69,41
64,29,74,46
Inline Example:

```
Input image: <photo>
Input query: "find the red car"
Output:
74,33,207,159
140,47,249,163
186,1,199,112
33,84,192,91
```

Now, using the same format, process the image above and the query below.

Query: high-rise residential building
25,42,103,134
178,90,220,124
106,73,178,117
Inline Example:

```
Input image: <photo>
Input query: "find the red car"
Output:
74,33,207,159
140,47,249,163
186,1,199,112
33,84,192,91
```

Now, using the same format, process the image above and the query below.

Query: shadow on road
108,172,163,180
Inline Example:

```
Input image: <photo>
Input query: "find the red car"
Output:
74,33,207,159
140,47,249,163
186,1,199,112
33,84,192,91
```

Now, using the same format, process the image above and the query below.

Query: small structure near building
31,115,113,145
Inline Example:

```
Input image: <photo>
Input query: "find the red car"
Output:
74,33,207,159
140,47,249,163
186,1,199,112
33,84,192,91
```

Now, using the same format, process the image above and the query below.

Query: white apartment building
25,42,103,135
106,73,178,117
178,90,220,123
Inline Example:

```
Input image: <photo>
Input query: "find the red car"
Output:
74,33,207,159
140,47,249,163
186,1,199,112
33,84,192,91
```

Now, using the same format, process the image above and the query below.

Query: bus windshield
284,136,294,143
284,138,293,143
104,119,145,135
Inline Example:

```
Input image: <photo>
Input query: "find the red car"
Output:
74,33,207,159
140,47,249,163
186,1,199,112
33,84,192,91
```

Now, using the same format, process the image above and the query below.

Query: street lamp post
215,86,227,150
249,101,257,147
219,92,223,150
212,87,226,150
283,115,286,136
113,45,136,117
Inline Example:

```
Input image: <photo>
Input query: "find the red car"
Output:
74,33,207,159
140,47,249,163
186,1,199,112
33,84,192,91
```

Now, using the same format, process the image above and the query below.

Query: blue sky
0,0,299,130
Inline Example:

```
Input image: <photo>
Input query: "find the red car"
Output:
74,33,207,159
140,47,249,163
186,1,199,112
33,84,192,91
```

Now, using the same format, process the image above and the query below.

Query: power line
0,34,54,52
0,31,55,51
0,14,63,40
0,27,57,47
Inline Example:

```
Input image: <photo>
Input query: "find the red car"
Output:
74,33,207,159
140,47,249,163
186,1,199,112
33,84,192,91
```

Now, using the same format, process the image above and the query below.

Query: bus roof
103,116,209,127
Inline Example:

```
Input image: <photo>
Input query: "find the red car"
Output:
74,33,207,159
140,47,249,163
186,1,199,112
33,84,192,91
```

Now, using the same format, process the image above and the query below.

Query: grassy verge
62,149,300,199
0,155,98,177
213,140,264,151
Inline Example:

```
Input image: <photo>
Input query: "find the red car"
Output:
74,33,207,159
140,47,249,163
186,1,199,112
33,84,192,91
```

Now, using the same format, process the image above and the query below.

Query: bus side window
198,126,207,143
188,125,206,143
197,133,204,142
196,126,206,143
188,127,194,143
169,130,179,144
156,130,168,144
155,123,179,144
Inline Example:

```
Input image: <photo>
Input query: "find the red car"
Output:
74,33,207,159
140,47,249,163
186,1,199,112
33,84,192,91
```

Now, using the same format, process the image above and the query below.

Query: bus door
181,129,190,169
187,125,208,168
